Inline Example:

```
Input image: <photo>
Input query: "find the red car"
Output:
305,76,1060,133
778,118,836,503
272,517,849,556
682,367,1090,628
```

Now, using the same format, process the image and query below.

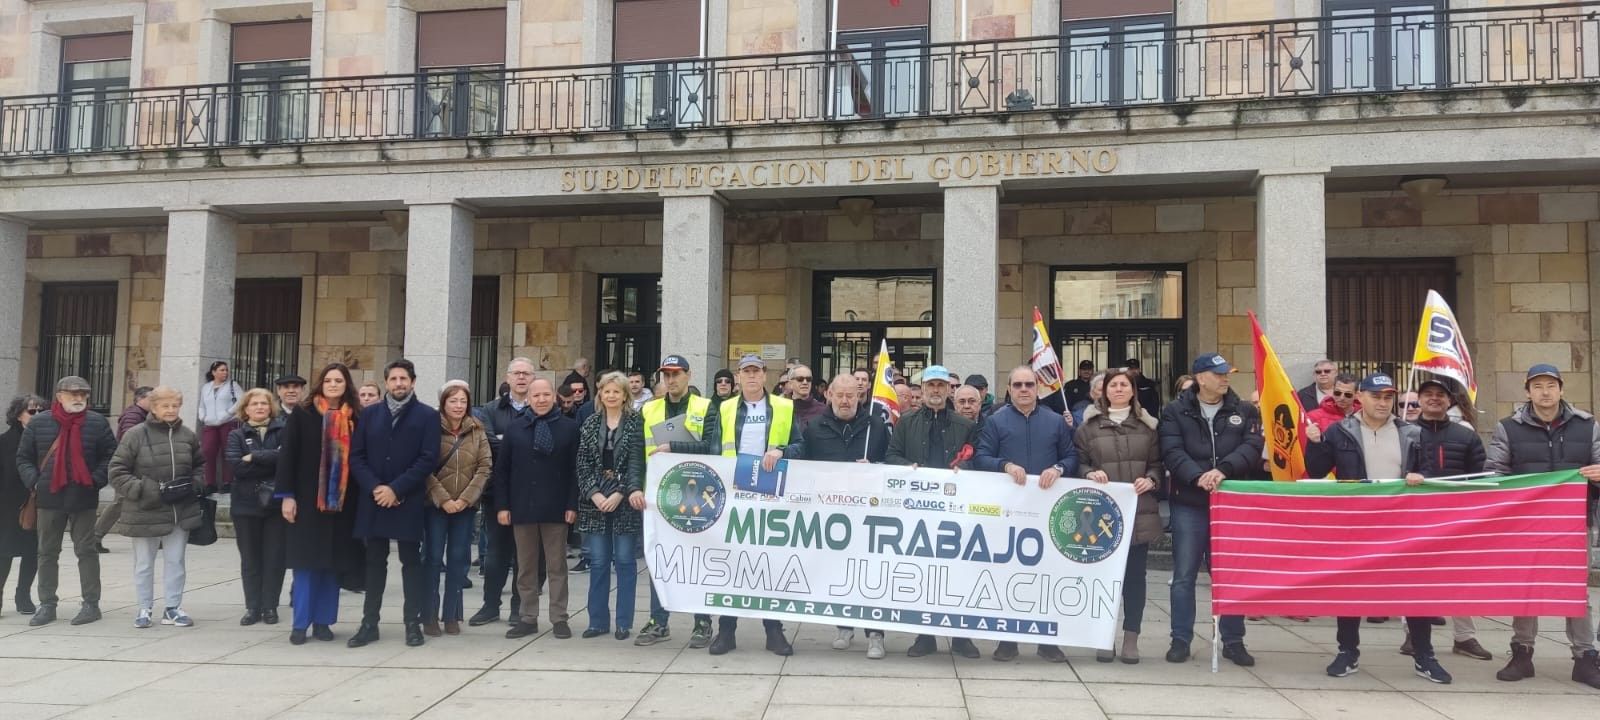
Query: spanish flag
870,339,900,425
1412,289,1478,402
1250,311,1308,481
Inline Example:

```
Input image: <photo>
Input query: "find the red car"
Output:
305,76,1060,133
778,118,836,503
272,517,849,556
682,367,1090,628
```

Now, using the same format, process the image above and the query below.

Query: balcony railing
1,2,1596,158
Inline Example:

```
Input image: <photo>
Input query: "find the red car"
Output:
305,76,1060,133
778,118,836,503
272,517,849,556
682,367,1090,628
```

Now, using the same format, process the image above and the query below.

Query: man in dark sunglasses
1305,373,1360,433
1296,359,1340,411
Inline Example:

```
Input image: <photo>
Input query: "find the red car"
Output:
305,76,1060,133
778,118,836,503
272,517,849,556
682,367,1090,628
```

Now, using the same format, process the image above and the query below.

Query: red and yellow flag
1250,311,1308,481
1029,307,1065,395
870,339,900,425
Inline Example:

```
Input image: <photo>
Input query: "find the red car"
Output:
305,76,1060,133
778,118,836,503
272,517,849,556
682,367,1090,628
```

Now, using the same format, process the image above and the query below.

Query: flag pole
1211,615,1221,673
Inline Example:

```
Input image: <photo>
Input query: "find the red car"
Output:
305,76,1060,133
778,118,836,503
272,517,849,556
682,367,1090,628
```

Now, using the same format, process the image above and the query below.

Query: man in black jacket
1296,359,1339,412
885,365,981,659
17,376,117,627
1158,353,1260,667
1305,373,1451,684
468,358,534,627
1484,364,1600,689
497,377,580,640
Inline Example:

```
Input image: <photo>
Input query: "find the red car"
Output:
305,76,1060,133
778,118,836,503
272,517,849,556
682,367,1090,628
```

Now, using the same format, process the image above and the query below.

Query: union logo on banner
1412,289,1477,401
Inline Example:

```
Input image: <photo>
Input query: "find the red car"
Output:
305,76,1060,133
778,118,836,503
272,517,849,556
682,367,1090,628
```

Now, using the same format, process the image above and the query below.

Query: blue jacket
492,407,580,525
351,397,441,543
973,403,1078,476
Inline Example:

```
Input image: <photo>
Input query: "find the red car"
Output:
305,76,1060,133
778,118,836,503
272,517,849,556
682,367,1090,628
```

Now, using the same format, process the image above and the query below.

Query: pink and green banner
1210,471,1591,617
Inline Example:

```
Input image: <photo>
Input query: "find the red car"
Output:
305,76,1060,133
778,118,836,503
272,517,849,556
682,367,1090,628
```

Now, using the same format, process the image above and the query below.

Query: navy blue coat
972,403,1078,476
351,398,441,542
492,408,580,525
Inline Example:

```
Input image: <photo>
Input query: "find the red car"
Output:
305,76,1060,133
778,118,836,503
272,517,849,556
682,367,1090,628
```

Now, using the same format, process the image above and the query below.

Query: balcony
0,2,1596,158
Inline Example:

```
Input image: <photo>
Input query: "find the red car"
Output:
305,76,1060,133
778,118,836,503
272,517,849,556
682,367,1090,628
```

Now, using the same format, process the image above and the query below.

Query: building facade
0,0,1597,426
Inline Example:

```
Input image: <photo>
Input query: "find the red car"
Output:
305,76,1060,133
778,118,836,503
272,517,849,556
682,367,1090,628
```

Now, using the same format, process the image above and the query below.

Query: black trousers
364,539,424,625
0,552,37,601
235,513,288,612
1337,616,1435,657
719,616,782,632
479,519,521,613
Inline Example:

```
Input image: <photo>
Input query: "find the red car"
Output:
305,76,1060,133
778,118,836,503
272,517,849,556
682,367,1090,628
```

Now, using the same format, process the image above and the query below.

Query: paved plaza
0,537,1595,720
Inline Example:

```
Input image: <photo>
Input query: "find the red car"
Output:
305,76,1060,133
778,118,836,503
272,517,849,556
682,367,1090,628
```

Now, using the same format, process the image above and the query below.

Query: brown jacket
427,415,492,507
1074,405,1165,544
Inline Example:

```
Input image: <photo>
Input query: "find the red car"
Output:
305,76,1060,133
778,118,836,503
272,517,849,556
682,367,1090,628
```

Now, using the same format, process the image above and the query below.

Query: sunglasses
1403,402,1421,409
791,376,812,382
1011,381,1036,389
1314,368,1335,374
1331,391,1356,399
21,407,43,416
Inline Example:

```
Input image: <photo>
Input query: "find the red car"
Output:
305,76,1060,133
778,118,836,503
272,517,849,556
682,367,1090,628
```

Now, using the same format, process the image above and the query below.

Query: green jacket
108,417,205,538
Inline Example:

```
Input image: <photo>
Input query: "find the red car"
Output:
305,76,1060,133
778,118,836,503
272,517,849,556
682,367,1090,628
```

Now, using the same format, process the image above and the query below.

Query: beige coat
426,415,492,507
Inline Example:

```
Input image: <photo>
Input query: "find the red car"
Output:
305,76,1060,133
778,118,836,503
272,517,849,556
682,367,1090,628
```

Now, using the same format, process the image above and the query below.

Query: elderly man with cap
16,376,118,626
1304,372,1452,684
1485,363,1600,688
886,365,981,659
965,374,994,418
635,353,722,649
709,353,805,657
1158,353,1260,667
274,374,307,416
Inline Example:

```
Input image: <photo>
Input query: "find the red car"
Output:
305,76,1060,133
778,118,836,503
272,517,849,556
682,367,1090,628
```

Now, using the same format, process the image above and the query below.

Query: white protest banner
643,453,1139,649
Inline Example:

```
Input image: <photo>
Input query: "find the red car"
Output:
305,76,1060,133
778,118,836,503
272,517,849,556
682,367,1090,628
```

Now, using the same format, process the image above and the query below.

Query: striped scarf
315,396,355,512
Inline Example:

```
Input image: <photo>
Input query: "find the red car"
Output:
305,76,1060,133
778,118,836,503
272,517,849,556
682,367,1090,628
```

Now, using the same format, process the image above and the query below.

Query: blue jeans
1168,502,1244,646
583,528,638,632
424,506,476,623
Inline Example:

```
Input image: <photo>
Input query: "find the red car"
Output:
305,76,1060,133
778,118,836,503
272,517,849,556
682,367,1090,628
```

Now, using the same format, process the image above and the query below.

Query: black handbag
189,497,218,546
143,429,199,505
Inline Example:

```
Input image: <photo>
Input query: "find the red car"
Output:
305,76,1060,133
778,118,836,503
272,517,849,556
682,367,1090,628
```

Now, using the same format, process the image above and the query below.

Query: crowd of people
0,348,1597,690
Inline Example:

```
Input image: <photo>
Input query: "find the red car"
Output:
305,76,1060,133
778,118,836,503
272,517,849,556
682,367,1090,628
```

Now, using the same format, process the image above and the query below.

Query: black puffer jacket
1157,388,1263,509
226,418,285,517
799,408,889,463
1413,418,1485,477
1487,402,1600,525
16,410,117,513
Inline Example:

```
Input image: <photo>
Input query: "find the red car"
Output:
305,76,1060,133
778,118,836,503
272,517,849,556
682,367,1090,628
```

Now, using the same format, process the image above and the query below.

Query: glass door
1050,266,1185,408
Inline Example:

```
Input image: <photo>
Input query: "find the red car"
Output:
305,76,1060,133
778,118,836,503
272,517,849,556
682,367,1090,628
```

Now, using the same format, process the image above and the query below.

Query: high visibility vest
720,394,793,457
642,394,711,456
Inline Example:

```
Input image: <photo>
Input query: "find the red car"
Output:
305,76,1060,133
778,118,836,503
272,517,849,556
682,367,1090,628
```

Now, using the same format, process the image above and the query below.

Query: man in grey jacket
16,376,117,626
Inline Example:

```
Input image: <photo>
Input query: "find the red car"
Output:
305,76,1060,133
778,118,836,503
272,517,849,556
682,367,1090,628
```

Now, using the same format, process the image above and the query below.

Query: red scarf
48,401,93,494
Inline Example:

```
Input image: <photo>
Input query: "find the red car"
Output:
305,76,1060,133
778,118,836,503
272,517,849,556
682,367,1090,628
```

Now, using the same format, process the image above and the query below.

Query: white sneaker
866,635,886,660
832,628,854,650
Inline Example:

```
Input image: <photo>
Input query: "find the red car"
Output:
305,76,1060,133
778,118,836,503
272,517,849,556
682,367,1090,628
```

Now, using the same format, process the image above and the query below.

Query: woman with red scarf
276,363,365,645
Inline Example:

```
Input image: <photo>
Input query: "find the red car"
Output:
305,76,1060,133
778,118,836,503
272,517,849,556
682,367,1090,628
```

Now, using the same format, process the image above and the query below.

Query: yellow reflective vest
641,394,711,456
719,394,794,457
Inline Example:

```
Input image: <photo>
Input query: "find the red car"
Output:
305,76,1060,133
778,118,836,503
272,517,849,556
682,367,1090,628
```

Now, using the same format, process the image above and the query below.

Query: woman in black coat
1,394,46,617
227,388,288,627
275,363,364,645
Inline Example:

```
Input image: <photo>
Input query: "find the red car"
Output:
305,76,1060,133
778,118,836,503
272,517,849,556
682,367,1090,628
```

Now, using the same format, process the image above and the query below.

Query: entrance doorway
1050,266,1185,409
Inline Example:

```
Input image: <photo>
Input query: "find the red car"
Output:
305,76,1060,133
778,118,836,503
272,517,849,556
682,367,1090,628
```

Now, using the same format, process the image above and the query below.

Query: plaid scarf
315,396,355,512
47,401,93,494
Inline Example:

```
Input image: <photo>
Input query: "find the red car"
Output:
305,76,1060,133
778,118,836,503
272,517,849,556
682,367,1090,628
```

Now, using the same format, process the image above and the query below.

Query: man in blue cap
1485,364,1600,688
1158,352,1260,668
1304,372,1452,684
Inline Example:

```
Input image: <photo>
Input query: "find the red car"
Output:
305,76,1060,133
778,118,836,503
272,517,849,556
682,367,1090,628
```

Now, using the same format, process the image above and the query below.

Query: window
1061,2,1174,107
1050,267,1184,409
1326,258,1454,379
831,0,929,119
596,275,661,374
232,279,302,391
812,272,936,382
37,283,117,414
613,0,706,129
469,276,501,400
231,21,312,144
1324,0,1444,92
416,9,507,138
57,33,132,152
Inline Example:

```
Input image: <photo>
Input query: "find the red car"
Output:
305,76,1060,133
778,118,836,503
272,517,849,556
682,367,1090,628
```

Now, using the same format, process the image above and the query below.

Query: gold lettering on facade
560,151,1116,191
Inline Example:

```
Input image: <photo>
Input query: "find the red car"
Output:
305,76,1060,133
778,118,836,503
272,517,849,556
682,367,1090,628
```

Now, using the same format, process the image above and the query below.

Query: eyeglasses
1011,381,1036,389
1403,402,1421,409
21,407,42,416
1314,368,1335,375
791,376,812,383
1331,391,1356,399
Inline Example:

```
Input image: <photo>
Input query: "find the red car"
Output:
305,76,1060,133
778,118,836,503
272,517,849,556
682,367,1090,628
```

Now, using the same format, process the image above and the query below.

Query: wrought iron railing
1,3,1596,157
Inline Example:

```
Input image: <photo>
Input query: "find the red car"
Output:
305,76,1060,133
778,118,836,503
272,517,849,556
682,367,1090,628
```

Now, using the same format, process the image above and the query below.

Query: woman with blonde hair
226,387,287,626
423,380,492,636
576,371,646,640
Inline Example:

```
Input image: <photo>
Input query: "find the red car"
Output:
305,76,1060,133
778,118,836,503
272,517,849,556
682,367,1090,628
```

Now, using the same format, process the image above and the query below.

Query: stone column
160,207,238,426
403,201,476,392
943,184,1000,382
0,216,27,397
1254,169,1329,380
660,193,726,376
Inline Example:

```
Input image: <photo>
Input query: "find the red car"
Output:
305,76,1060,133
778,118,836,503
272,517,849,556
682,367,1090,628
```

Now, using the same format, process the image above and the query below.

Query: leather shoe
290,629,307,645
405,624,425,647
261,609,279,625
993,641,1019,662
506,621,539,639
14,595,36,615
312,624,335,642
444,621,461,635
951,638,981,659
708,631,737,655
552,621,572,639
423,621,442,637
468,607,500,627
582,627,609,639
1037,645,1068,663
1222,643,1256,667
764,626,793,656
907,635,937,658
28,604,55,626
1166,640,1191,663
70,603,101,626
240,610,261,626
347,623,380,648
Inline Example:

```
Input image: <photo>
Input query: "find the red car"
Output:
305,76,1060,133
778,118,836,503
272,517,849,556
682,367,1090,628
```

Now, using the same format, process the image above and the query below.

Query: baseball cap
1359,373,1397,394
922,365,953,384
659,355,690,372
1077,359,1094,370
1191,353,1232,375
55,376,91,393
737,353,765,370
1124,358,1142,369
1416,377,1453,395
966,374,989,390
1525,363,1562,387
274,374,307,387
